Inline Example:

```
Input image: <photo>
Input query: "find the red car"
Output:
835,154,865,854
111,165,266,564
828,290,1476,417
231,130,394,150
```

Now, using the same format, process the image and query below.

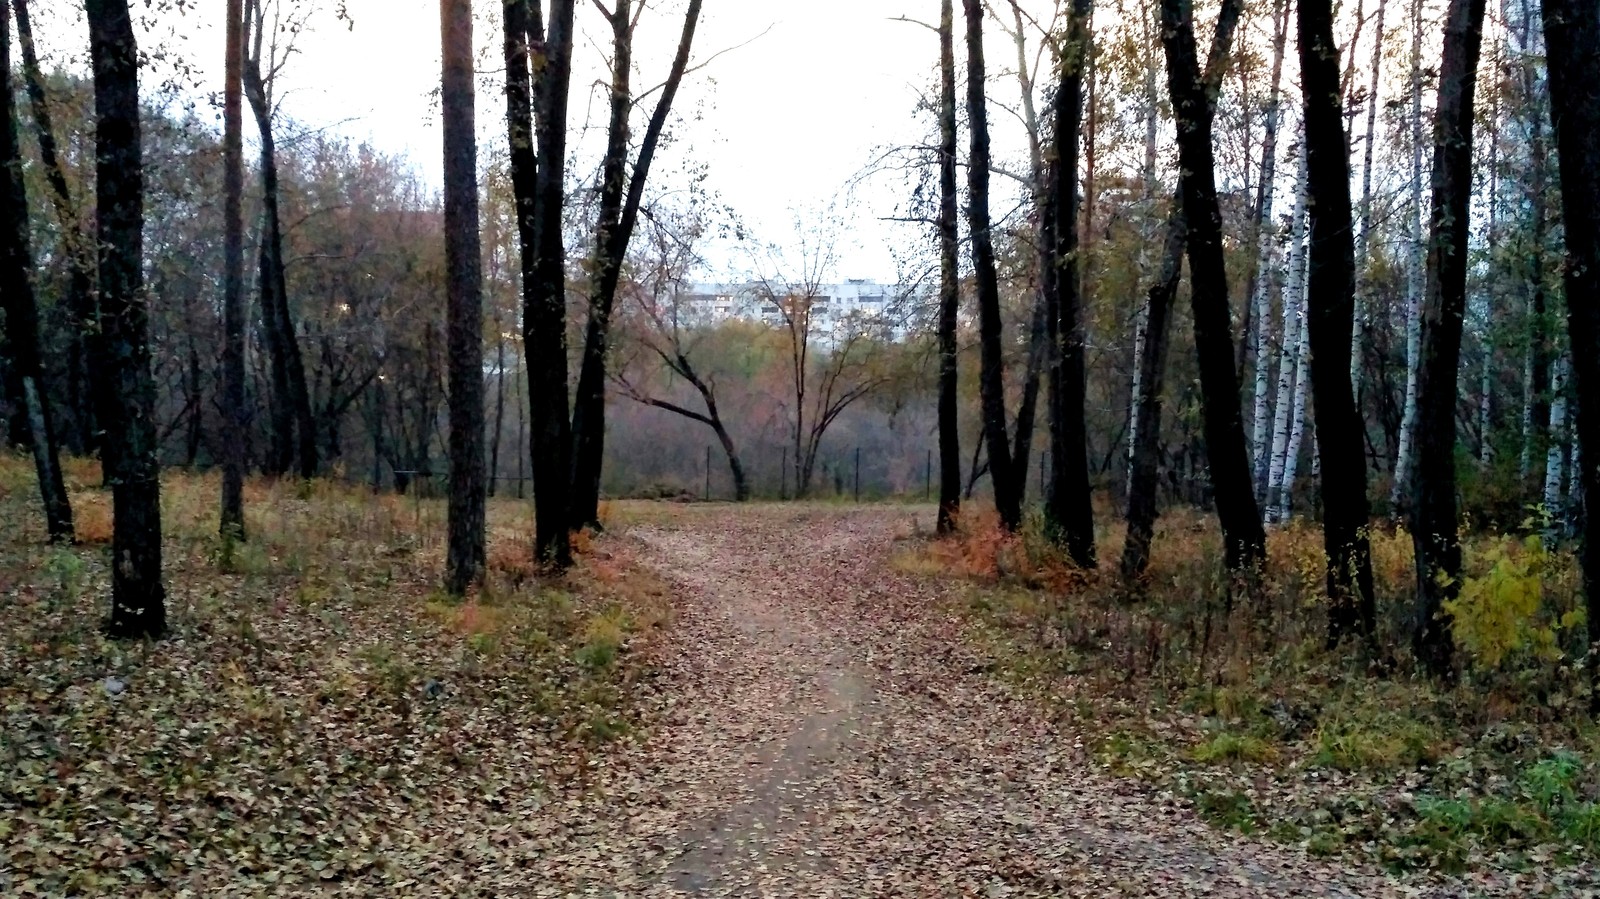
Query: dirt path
529,505,1457,897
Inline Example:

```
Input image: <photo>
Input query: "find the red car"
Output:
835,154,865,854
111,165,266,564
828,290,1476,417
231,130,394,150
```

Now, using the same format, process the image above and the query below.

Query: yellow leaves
1445,534,1578,670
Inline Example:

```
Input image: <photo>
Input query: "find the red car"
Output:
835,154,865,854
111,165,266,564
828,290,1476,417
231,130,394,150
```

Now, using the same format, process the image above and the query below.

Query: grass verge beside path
896,506,1600,882
0,456,673,895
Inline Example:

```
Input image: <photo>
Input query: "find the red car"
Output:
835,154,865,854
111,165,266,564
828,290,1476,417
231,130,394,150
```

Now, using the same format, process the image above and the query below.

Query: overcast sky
27,0,1061,281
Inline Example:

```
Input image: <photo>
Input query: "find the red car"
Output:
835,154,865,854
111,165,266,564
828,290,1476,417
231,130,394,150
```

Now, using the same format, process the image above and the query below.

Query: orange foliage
487,537,537,585
73,493,113,544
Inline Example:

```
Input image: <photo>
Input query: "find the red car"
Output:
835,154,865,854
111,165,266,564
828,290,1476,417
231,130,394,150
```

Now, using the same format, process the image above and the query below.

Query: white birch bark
1543,353,1569,522
1353,0,1389,395
1249,0,1290,499
1267,140,1309,523
1277,248,1313,524
1390,0,1427,509
1126,0,1162,490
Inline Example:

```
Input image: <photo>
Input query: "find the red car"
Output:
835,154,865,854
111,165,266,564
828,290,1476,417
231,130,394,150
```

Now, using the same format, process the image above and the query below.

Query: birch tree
1391,0,1430,511
1266,139,1309,520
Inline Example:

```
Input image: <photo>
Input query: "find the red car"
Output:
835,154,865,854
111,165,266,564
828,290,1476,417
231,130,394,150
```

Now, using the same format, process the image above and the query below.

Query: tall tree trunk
1267,141,1310,518
503,0,537,510
1477,34,1500,471
1122,207,1186,579
964,0,1021,530
1045,0,1097,567
1543,352,1570,523
1122,0,1242,579
1125,0,1162,488
937,0,962,535
242,8,317,480
87,0,166,639
1410,0,1487,679
1159,0,1266,572
1518,3,1552,491
1299,0,1378,645
1391,0,1429,511
512,0,577,568
12,0,96,457
490,325,506,498
220,0,247,541
1248,0,1290,496
570,0,703,531
1276,270,1312,523
1540,0,1600,709
1002,1,1048,504
184,337,203,467
0,0,72,543
1352,0,1389,397
443,0,486,595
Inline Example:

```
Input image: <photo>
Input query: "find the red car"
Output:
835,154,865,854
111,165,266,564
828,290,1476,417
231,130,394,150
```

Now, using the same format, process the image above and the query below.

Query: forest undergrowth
0,455,674,895
897,501,1600,877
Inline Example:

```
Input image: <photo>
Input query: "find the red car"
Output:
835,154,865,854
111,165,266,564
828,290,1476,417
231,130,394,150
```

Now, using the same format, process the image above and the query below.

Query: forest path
554,503,1417,898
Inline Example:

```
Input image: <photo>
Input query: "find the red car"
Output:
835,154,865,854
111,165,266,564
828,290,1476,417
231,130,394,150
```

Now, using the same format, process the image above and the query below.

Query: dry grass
0,453,676,894
897,500,1600,875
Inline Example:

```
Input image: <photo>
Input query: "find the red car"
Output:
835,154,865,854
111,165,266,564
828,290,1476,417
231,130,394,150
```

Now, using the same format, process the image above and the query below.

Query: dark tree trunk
1409,0,1487,678
504,0,576,568
1541,0,1600,711
1044,0,1097,567
87,0,166,639
503,0,537,506
184,336,203,467
220,0,247,541
963,0,1021,531
568,0,633,533
937,0,961,535
1121,0,1241,580
490,327,506,498
242,11,317,480
532,0,576,568
1298,0,1377,645
0,0,72,543
1122,207,1186,579
13,0,97,457
1010,298,1047,506
1526,87,1551,489
569,0,703,531
1158,0,1266,572
443,0,486,595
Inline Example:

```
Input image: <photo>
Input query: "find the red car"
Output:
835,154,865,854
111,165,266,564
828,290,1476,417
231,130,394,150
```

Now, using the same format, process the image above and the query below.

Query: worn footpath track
526,505,1484,897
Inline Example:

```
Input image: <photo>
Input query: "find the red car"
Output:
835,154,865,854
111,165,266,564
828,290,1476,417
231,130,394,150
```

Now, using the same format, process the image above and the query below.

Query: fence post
925,449,931,501
705,446,711,501
854,447,861,502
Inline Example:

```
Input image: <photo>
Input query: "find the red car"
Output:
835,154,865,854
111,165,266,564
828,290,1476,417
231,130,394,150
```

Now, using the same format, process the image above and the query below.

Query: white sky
28,0,1060,280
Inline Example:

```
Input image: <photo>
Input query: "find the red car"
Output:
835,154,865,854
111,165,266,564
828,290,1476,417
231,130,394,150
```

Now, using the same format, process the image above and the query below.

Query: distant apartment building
676,278,920,342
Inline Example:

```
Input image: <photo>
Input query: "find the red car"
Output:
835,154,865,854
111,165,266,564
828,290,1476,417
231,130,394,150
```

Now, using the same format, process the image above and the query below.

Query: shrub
1446,535,1583,670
